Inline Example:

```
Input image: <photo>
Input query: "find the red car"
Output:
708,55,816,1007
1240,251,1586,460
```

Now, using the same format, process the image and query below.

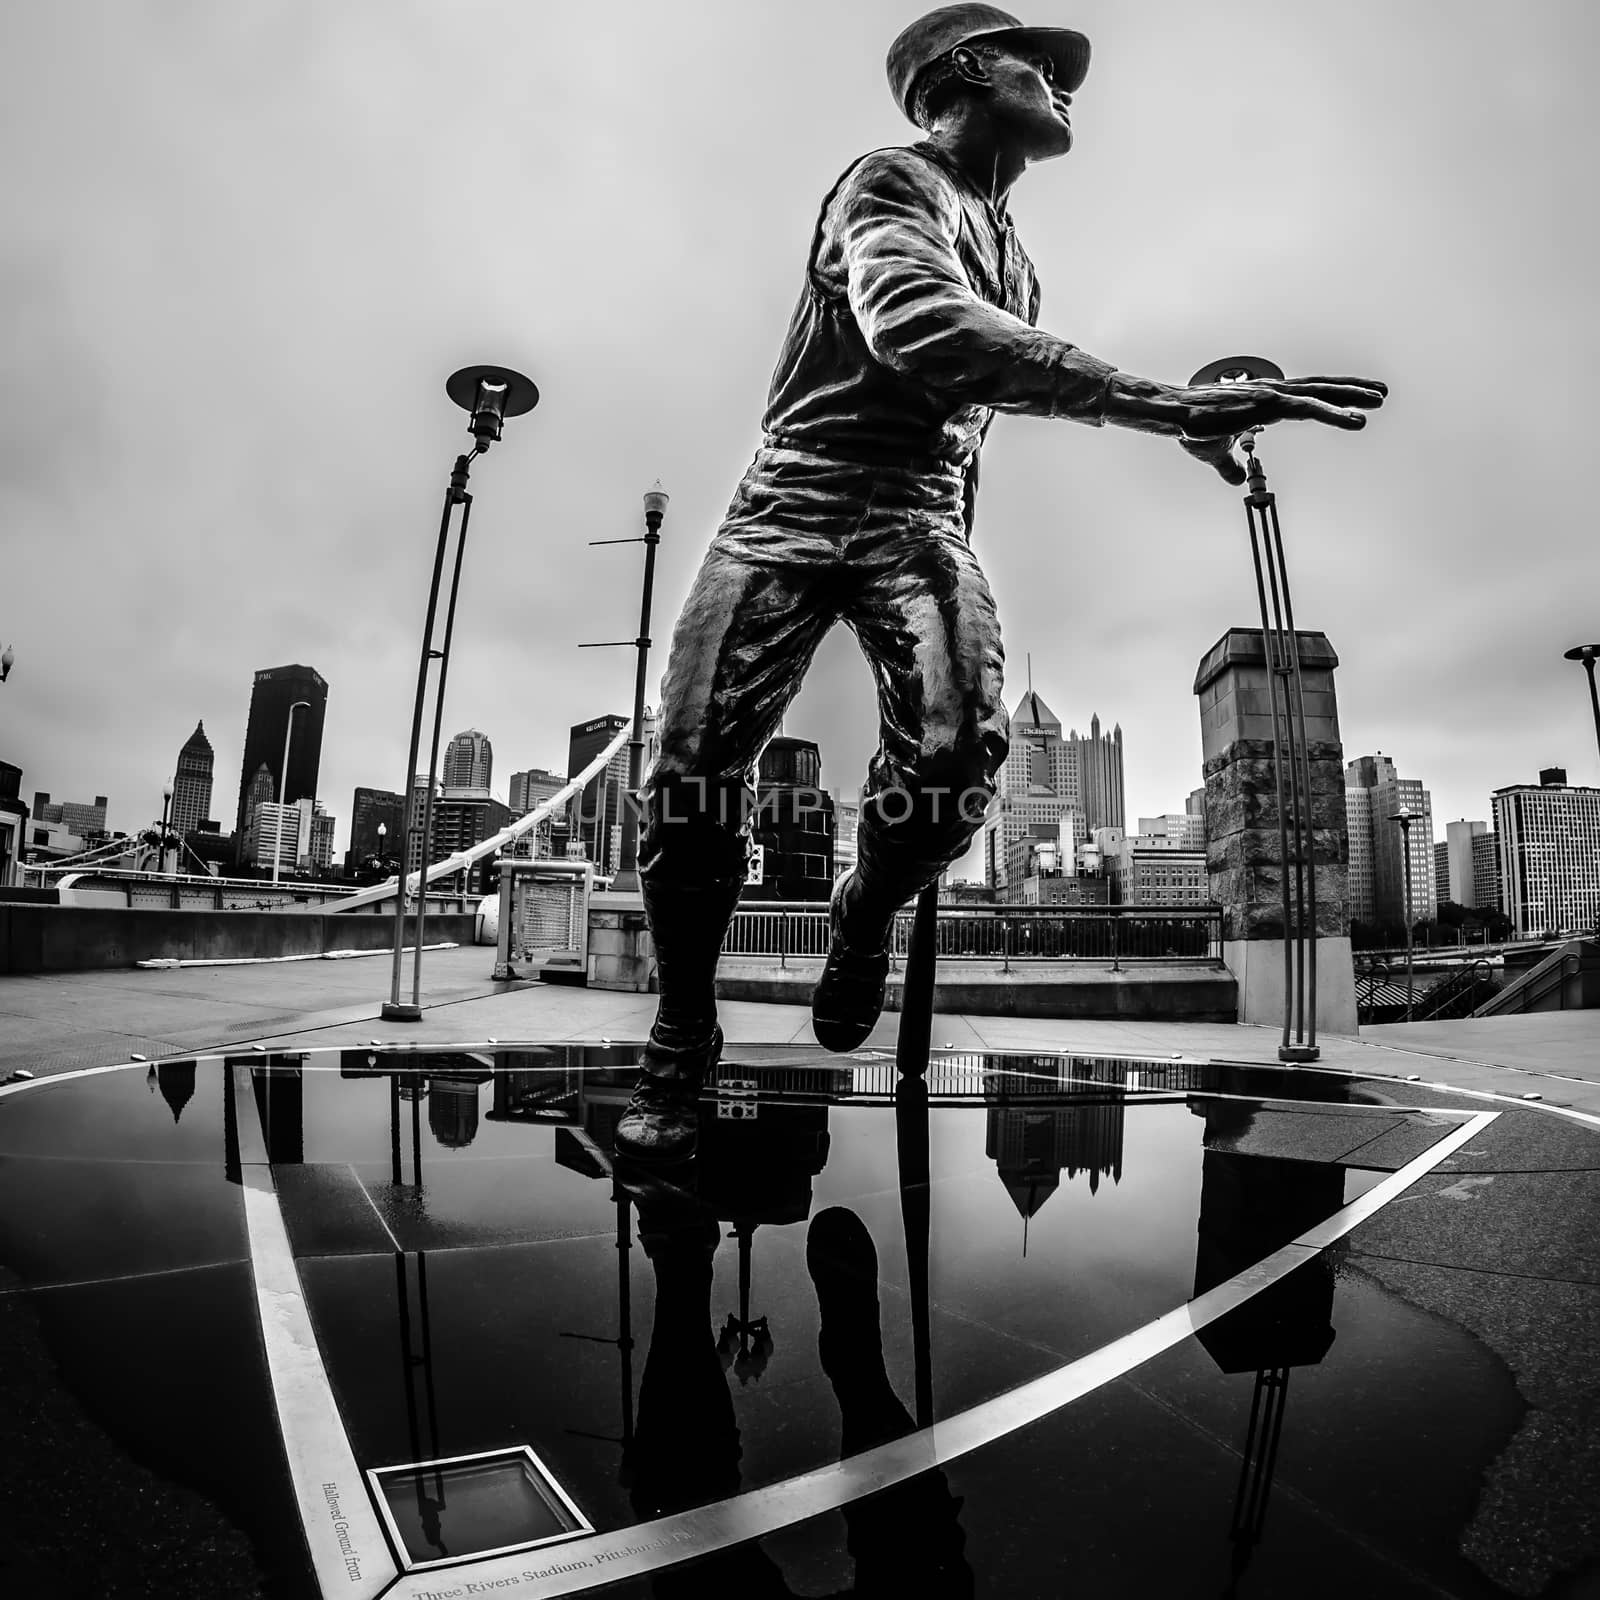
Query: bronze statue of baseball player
616,5,1385,1160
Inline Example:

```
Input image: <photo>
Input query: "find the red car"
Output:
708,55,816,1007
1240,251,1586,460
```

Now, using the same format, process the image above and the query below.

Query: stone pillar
1194,629,1357,1035
586,891,655,992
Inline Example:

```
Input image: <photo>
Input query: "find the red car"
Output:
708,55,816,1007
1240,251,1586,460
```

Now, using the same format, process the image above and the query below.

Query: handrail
1474,940,1589,1017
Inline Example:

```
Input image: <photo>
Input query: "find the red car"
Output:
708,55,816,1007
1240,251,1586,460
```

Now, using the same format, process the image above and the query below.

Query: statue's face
980,46,1075,159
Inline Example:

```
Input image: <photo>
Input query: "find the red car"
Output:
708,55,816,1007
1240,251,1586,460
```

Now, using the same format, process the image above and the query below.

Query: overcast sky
3,1,1596,871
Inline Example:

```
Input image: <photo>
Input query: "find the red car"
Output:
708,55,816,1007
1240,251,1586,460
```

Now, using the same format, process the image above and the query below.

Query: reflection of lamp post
1389,806,1415,1021
1191,356,1320,1064
581,482,668,895
159,782,173,874
1564,644,1600,768
273,699,311,886
384,365,539,1022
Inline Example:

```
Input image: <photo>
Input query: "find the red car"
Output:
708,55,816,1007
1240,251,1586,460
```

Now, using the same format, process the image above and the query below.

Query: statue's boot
614,874,744,1163
811,870,894,1054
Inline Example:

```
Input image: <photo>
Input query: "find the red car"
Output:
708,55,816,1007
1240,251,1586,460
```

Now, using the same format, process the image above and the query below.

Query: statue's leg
617,523,838,1159
811,521,1008,1051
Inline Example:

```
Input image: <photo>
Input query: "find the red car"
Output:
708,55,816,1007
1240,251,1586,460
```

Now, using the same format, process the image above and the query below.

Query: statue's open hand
1178,375,1388,440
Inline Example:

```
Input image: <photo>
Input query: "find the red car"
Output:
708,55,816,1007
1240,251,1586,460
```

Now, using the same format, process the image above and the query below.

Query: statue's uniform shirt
642,143,1111,931
759,142,1117,474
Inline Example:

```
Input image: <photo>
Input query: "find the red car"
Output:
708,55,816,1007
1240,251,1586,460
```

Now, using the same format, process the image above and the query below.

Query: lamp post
1191,356,1320,1063
581,482,668,896
384,365,539,1023
376,821,388,877
1389,805,1415,1021
272,700,311,887
1564,644,1600,768
160,782,174,875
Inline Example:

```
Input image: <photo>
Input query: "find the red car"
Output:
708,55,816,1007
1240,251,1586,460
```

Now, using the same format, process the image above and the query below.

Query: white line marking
348,1165,404,1255
379,1108,1498,1598
234,1078,399,1598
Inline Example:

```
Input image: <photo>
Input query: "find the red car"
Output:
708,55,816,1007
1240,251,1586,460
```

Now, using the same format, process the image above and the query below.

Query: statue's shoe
613,1026,723,1163
811,875,891,1054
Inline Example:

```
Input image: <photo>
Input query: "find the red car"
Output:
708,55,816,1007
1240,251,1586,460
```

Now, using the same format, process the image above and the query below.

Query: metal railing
721,902,1223,966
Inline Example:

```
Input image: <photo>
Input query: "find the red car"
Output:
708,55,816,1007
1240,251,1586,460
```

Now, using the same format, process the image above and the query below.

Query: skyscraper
509,767,565,815
566,714,629,873
1492,773,1600,936
443,729,493,794
171,721,214,839
233,665,328,841
1436,819,1492,909
982,689,1125,895
1343,754,1436,928
348,786,405,867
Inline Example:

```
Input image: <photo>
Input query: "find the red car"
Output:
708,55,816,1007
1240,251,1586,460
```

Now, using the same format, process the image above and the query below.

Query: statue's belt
763,432,969,476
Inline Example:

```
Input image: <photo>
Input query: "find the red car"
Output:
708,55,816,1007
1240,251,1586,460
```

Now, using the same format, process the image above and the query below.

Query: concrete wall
710,958,1238,1022
0,904,479,974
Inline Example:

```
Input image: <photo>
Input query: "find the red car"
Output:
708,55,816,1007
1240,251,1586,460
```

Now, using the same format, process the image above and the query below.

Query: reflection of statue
616,5,1385,1160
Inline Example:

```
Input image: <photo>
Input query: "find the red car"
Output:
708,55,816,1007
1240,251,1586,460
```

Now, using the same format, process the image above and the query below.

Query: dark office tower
171,721,214,839
233,665,328,839
348,786,406,868
566,714,629,873
748,736,835,901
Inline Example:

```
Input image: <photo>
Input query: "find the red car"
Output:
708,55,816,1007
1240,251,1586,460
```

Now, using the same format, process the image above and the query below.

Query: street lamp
384,364,539,1023
273,699,311,887
581,481,668,895
1389,805,1415,1021
160,782,174,875
376,821,388,876
1563,644,1600,768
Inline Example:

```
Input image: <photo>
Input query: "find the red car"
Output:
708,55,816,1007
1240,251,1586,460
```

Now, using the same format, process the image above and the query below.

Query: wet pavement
1,1044,1596,1598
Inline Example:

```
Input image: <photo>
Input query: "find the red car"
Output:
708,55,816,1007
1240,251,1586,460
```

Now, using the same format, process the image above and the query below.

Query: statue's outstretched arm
835,149,1385,478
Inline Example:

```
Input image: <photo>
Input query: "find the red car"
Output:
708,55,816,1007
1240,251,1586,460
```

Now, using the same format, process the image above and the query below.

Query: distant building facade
1435,818,1492,909
348,786,405,868
748,737,834,901
32,792,109,837
982,689,1124,898
567,714,630,874
1492,773,1600,936
172,721,214,840
509,767,565,816
234,664,327,846
1472,831,1501,913
1344,754,1436,928
443,729,493,794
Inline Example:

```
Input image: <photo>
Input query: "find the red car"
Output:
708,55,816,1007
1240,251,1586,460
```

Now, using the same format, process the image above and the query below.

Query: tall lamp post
159,782,174,876
582,482,668,896
384,365,539,1023
376,821,388,877
1389,805,1415,1021
1564,644,1600,767
272,699,311,887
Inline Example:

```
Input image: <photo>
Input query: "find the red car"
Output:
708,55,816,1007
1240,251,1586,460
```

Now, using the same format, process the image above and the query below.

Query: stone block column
1194,629,1357,1035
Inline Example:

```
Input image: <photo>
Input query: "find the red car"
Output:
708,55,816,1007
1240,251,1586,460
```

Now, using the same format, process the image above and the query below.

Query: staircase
1473,937,1600,1017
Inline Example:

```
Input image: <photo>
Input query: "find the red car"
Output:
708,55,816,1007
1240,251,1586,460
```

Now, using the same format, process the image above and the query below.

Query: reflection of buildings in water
427,1079,483,1149
1191,1078,1348,1580
155,1059,196,1124
983,1056,1128,1222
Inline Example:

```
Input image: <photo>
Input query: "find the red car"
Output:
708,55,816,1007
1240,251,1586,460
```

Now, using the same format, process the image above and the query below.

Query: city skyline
2,5,1593,867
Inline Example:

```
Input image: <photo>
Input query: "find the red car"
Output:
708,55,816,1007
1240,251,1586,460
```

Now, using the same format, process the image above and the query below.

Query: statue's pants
638,444,1010,1055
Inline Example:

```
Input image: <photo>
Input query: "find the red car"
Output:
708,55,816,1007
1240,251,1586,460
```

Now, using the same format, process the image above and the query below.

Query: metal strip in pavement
233,1071,400,1598
376,1108,1497,1599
